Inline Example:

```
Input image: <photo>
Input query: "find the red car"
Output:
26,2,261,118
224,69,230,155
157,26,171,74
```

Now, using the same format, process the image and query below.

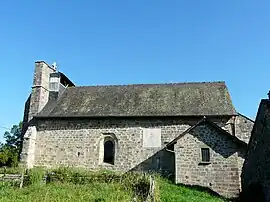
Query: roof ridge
73,81,226,88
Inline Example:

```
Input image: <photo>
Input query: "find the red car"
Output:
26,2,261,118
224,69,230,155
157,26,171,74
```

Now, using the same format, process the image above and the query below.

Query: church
21,61,254,198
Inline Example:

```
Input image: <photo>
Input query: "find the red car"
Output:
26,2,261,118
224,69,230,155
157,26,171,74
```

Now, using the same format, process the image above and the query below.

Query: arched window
104,138,115,164
99,134,117,165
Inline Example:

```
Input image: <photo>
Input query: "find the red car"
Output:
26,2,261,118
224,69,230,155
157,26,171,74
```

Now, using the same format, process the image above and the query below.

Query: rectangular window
201,148,210,162
49,82,59,91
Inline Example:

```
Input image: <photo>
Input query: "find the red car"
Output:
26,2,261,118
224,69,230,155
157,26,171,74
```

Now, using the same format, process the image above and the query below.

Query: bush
0,167,156,201
28,168,46,185
45,167,122,184
44,167,153,200
0,166,25,175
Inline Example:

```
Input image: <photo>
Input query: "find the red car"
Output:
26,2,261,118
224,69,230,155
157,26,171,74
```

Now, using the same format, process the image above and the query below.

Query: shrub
23,167,46,186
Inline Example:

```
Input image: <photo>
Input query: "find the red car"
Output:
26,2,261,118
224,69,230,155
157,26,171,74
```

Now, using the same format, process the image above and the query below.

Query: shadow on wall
239,100,270,202
188,125,247,159
126,146,241,201
22,95,31,133
35,116,232,131
128,148,176,181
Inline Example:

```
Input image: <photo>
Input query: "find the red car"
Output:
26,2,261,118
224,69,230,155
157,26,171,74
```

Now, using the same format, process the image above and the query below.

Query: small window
104,139,115,164
49,82,59,91
201,148,210,162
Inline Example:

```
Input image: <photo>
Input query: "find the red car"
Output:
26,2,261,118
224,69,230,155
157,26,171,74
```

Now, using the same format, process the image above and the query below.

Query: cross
52,62,57,70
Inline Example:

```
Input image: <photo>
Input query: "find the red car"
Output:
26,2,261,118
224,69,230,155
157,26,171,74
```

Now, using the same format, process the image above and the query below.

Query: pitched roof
167,117,247,147
36,81,236,118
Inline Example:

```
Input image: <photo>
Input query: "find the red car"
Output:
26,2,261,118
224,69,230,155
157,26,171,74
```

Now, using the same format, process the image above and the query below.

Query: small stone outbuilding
21,61,254,198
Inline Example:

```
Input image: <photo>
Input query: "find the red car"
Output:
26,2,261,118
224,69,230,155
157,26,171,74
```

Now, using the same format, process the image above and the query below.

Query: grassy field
159,180,226,202
0,167,227,202
0,182,133,202
0,180,226,202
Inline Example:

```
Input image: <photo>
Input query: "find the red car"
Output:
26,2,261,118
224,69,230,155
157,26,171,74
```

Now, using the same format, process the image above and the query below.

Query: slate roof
36,81,236,118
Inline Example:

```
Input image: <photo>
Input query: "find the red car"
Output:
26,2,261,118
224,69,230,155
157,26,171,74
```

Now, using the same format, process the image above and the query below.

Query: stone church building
21,61,254,198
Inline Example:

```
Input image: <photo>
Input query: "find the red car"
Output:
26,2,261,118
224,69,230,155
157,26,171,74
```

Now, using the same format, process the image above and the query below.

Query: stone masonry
235,114,255,144
21,61,56,168
28,61,56,121
174,123,246,198
30,116,245,198
34,118,200,170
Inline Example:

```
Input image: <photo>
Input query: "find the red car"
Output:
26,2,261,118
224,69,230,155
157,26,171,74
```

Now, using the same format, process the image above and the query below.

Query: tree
0,122,22,167
4,122,23,152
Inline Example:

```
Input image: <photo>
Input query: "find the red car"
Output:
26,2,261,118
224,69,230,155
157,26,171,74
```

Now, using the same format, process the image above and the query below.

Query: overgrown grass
158,178,226,202
0,182,133,202
0,167,228,202
0,166,25,175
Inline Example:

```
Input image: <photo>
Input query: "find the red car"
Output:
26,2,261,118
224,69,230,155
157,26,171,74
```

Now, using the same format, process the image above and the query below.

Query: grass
158,179,226,202
0,166,24,174
0,167,228,202
0,182,133,202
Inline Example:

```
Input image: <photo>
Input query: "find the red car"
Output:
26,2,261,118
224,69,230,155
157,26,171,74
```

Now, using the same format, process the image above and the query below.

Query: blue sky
0,1,269,141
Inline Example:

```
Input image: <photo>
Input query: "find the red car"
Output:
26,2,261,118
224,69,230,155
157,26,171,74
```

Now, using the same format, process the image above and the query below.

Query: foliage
0,182,133,202
45,167,151,200
29,167,153,201
0,166,24,174
0,167,228,201
0,172,227,202
27,168,46,186
0,122,22,167
4,122,23,150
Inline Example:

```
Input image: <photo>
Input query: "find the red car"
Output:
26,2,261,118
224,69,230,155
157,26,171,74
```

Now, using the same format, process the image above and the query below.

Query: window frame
103,138,115,165
98,133,118,166
200,147,211,164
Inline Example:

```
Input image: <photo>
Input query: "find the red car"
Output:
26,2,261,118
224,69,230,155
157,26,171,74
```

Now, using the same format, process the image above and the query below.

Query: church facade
21,61,254,198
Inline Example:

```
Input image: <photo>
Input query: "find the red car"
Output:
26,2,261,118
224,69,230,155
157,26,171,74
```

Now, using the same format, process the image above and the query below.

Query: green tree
0,122,22,167
4,122,22,152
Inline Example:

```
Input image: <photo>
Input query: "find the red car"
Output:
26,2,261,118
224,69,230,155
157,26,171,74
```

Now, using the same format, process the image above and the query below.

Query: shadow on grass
173,183,241,202
236,182,266,202
176,183,267,202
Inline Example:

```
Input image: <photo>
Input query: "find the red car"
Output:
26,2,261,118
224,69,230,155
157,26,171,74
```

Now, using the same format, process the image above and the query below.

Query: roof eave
166,117,247,148
34,114,236,119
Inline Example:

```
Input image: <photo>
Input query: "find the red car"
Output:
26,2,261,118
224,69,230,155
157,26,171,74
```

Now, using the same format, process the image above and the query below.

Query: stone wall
234,114,254,191
235,114,254,144
21,61,56,168
242,99,270,201
34,118,197,171
28,61,56,121
29,117,246,197
174,123,246,198
33,117,231,170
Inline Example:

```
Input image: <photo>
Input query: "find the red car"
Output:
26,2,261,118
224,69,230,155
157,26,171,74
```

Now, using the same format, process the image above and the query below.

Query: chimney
28,61,57,121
